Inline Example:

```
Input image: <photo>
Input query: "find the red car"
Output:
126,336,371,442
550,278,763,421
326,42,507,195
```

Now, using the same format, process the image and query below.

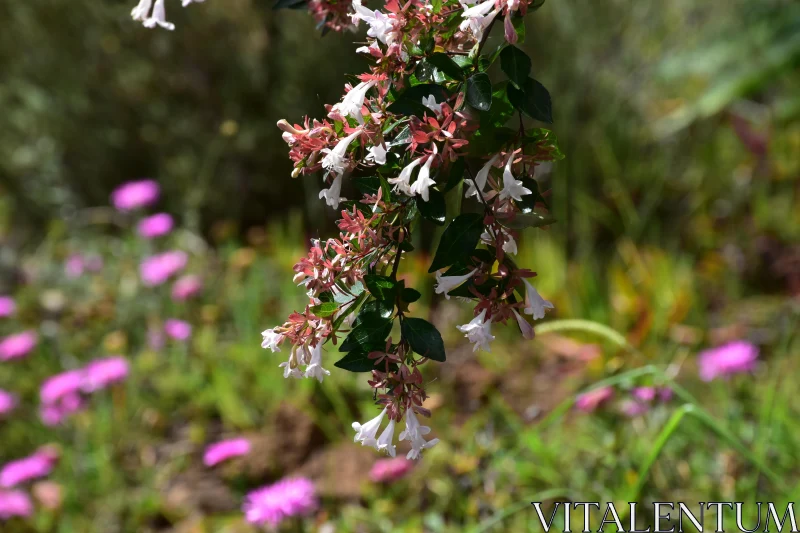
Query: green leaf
482,82,516,128
443,157,465,192
523,128,565,161
500,46,531,88
332,291,368,330
309,302,339,318
428,213,485,272
465,73,492,112
468,126,516,156
511,12,526,42
388,84,449,118
507,78,553,123
401,288,421,304
416,188,446,225
428,52,465,80
363,274,397,301
401,317,446,362
334,349,380,372
340,319,393,352
356,299,394,322
498,211,557,230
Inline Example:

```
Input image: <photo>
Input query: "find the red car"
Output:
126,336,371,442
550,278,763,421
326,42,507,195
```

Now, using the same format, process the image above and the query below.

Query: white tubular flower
366,144,388,165
522,278,554,320
512,308,535,340
465,153,500,198
352,408,387,449
304,343,331,383
481,228,518,255
319,173,344,209
460,1,501,41
142,0,175,30
278,347,305,379
499,155,532,202
376,419,397,457
332,80,376,125
457,308,495,352
400,409,439,460
434,268,477,299
321,130,361,176
131,0,153,20
422,95,443,117
261,328,283,352
388,157,422,196
351,0,395,45
410,145,437,202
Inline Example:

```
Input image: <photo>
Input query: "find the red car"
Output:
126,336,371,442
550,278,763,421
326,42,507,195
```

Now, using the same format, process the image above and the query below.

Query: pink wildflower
369,457,414,483
0,297,15,318
0,490,33,520
243,477,318,528
165,319,192,341
575,386,613,413
698,340,758,381
0,331,37,361
137,213,174,239
140,251,188,286
0,450,58,488
0,390,16,417
40,370,85,425
171,275,202,301
82,357,129,392
203,438,251,467
111,179,160,211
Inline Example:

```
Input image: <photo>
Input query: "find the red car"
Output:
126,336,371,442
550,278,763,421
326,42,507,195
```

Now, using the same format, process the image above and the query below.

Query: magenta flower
203,438,251,467
40,370,85,425
171,275,202,301
243,477,318,528
575,386,613,413
0,489,33,520
0,450,58,488
632,387,657,402
0,297,15,318
658,387,673,402
137,213,174,239
620,399,649,418
165,319,192,341
0,390,16,417
65,254,85,278
369,457,414,483
40,394,84,427
111,180,160,211
0,331,37,361
698,340,758,381
82,357,129,393
140,251,188,286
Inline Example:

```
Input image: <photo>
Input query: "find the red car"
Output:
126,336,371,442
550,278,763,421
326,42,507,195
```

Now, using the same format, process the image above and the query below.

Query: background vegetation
0,0,798,531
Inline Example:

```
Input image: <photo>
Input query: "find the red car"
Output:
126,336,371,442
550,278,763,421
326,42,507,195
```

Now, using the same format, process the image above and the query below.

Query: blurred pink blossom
40,394,85,427
243,477,317,528
620,399,649,418
0,489,33,519
65,254,85,278
137,213,174,239
575,386,613,413
0,390,17,417
165,319,192,341
0,450,58,488
111,180,160,211
171,275,202,301
632,387,657,402
140,251,188,286
0,331,37,361
82,357,129,392
369,457,414,483
203,438,251,467
698,340,758,381
147,327,165,350
40,370,85,425
0,297,15,318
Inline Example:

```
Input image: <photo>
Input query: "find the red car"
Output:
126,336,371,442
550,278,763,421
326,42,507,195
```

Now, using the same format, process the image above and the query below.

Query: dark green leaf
334,349,380,372
387,84,449,118
465,73,492,112
401,288,421,304
482,82,516,128
467,126,516,156
415,61,436,83
507,78,553,123
428,53,465,80
416,188,446,225
401,317,446,362
428,213,485,272
363,274,397,301
309,302,339,318
340,320,393,352
523,128,565,161
443,157,465,192
500,46,531,88
357,299,394,322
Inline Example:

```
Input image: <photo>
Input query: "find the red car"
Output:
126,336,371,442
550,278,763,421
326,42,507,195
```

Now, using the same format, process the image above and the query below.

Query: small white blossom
319,173,344,209
434,268,477,299
136,0,175,30
332,80,376,125
352,408,387,449
321,130,361,176
400,409,439,460
499,155,532,202
351,0,395,45
481,228,517,255
261,328,283,352
422,95,443,117
512,308,535,339
366,144,388,165
465,153,499,198
459,0,500,41
457,308,495,352
388,157,422,196
376,418,397,457
522,278,554,320
410,145,437,202
304,343,331,383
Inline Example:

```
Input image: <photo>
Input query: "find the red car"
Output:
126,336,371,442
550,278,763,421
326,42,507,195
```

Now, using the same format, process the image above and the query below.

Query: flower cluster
243,477,318,528
575,385,673,417
261,0,562,456
0,447,60,520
